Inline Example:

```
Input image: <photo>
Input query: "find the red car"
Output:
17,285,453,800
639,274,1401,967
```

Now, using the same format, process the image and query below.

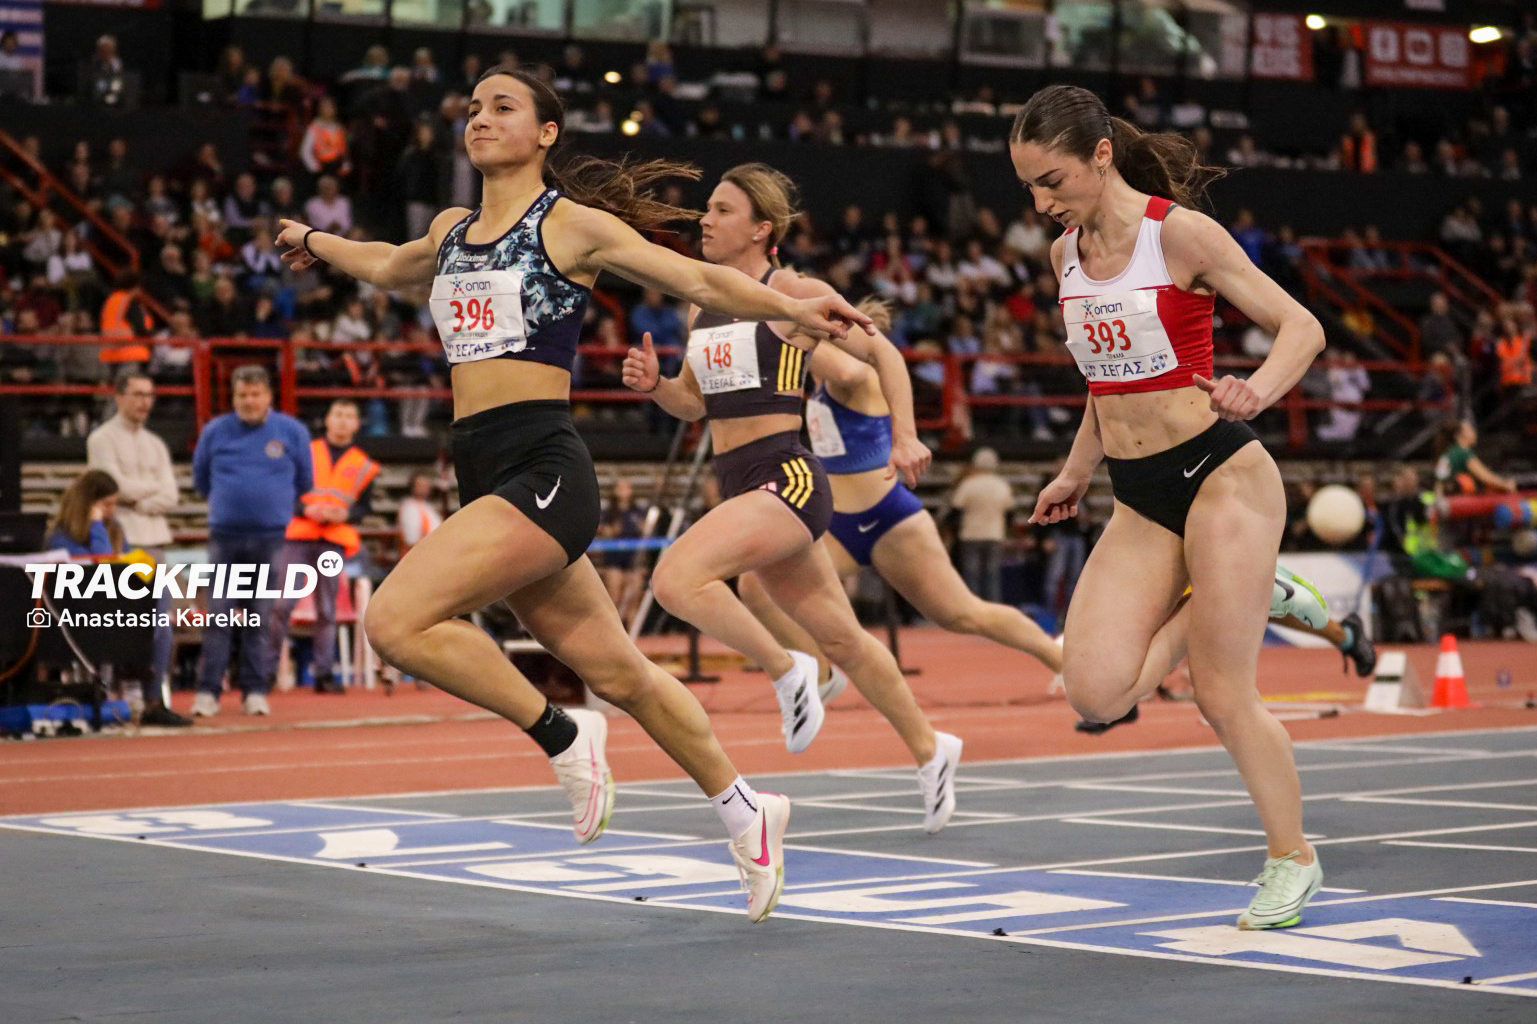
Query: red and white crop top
1057,197,1214,396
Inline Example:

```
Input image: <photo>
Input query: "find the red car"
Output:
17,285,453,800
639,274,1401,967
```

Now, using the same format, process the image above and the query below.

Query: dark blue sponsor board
5,801,1534,995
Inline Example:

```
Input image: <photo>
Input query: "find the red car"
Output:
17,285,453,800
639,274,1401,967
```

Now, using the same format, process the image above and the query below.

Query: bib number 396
447,297,497,334
429,269,527,363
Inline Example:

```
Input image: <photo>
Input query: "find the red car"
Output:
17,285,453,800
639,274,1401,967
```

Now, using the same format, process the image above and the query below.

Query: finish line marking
4,798,1535,998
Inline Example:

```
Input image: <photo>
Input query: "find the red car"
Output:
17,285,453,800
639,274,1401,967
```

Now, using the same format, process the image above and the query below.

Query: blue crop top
805,383,892,474
431,188,589,371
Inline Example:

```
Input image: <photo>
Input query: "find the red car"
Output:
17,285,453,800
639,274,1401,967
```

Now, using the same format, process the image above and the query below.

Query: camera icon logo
316,551,344,578
27,608,52,628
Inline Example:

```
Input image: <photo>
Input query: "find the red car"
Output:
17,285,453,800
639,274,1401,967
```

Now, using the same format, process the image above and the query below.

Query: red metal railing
0,335,1454,452
1298,238,1505,365
0,127,174,327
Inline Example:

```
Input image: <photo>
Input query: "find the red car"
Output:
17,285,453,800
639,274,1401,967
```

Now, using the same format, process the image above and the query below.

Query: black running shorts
451,399,601,564
1104,418,1260,537
712,430,833,540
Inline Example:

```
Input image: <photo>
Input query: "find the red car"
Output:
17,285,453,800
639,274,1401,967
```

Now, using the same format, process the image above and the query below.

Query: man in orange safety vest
265,398,379,694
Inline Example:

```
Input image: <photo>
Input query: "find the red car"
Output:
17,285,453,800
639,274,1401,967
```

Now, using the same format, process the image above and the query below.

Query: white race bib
687,321,761,395
805,396,846,459
430,270,528,363
1062,289,1178,384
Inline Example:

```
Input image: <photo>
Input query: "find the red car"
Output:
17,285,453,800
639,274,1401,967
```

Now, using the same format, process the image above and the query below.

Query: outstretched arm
561,205,873,340
275,207,469,290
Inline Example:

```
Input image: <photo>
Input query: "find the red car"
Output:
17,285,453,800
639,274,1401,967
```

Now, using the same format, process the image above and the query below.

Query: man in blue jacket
191,365,312,717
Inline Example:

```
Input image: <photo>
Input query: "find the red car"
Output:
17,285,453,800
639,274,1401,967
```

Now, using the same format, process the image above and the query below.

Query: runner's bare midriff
708,412,804,456
1096,386,1219,459
450,360,571,421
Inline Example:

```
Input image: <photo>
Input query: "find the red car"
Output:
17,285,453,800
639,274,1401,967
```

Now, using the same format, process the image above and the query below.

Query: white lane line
764,820,1537,896
1315,819,1537,846
1344,796,1537,812
1474,970,1537,985
781,843,995,867
1004,877,1537,938
1064,783,1252,797
1340,778,1537,798
788,797,1258,839
1438,897,1537,909
1050,868,1364,893
791,799,1013,819
290,801,458,818
1384,840,1537,854
1305,743,1496,757
1061,818,1318,839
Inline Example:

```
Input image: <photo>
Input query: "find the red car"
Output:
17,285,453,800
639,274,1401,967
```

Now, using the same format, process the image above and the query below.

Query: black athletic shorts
712,430,833,540
1104,418,1259,537
451,399,601,564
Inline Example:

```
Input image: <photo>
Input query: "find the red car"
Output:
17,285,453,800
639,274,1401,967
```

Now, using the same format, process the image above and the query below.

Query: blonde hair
855,295,893,334
720,162,800,267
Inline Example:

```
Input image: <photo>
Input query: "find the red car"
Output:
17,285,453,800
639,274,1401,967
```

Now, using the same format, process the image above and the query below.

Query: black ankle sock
525,702,579,757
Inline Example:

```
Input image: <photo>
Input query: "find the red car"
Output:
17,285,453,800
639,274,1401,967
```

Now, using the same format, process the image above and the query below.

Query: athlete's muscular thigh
1182,444,1284,708
1061,504,1188,712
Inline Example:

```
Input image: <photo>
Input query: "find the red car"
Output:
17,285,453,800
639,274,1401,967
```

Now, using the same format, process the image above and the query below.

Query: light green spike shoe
1271,564,1328,630
1238,849,1324,930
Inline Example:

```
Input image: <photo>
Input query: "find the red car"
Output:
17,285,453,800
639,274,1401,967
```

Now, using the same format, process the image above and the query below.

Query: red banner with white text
1364,21,1471,89
1250,13,1313,81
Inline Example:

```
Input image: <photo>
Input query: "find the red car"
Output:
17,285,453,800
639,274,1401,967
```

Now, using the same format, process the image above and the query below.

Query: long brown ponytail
475,65,701,231
1010,84,1225,208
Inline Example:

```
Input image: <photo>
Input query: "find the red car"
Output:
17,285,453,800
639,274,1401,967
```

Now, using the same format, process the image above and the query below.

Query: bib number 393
430,270,528,363
1061,289,1177,384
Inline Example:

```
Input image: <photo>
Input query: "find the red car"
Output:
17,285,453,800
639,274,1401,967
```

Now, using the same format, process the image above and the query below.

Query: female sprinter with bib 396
275,68,874,923
736,299,1065,696
622,164,964,834
1012,85,1327,929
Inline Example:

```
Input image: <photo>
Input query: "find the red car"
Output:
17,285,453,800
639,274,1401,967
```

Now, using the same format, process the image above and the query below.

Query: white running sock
771,662,803,694
709,776,761,838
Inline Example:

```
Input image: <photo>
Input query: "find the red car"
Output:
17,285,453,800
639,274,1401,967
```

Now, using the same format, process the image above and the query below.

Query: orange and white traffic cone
1431,634,1474,709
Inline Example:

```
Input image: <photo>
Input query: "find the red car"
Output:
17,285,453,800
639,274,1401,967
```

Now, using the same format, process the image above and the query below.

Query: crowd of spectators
1,22,1536,446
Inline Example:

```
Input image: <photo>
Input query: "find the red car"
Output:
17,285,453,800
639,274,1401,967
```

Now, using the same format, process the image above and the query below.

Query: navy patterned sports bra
431,189,589,371
687,269,809,421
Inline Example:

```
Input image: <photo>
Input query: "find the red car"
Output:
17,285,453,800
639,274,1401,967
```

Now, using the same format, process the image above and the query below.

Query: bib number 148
704,341,732,369
448,297,496,333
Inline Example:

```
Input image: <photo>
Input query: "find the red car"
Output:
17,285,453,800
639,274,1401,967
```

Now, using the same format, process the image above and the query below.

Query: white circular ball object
1306,484,1366,546
1512,530,1537,557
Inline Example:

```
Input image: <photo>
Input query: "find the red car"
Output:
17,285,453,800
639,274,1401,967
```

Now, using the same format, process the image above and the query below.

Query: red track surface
3,630,1533,816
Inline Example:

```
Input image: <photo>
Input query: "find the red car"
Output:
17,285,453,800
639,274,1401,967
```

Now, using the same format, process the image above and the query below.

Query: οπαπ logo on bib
265,440,285,458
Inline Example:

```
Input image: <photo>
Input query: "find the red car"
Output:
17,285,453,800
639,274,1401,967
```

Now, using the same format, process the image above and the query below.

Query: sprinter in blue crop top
623,163,964,835
735,297,1065,698
276,67,879,923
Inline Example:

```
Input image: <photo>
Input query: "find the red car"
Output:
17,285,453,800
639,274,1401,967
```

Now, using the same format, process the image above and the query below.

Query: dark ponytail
476,65,701,231
1011,84,1225,209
